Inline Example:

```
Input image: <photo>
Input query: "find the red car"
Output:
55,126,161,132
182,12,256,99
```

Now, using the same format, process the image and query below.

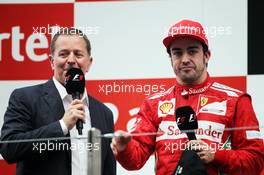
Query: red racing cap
163,20,208,50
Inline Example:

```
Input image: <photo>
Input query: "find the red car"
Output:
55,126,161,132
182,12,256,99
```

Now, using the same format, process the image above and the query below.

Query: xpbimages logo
0,4,73,80
32,140,100,153
97,81,166,96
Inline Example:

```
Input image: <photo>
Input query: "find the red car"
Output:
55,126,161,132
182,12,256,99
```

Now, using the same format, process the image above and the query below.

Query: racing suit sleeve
213,94,264,175
116,98,157,170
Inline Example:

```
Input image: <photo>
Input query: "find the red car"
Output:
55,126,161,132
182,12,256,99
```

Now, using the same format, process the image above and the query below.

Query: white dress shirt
53,77,91,175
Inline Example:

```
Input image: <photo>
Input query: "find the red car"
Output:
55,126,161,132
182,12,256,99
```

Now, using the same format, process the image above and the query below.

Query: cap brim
163,34,208,49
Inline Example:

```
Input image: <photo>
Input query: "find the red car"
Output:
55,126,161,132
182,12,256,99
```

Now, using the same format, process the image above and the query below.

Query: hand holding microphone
62,99,86,132
63,67,86,135
175,106,215,163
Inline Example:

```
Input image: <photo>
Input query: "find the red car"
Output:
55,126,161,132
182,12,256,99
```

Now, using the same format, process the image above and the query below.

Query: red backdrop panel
0,4,73,80
86,76,246,131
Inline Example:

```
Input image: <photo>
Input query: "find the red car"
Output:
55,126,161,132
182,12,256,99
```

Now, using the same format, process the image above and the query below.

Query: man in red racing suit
111,20,264,175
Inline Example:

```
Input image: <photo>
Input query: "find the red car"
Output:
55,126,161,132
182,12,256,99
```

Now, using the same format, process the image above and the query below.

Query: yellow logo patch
159,102,173,114
201,97,208,106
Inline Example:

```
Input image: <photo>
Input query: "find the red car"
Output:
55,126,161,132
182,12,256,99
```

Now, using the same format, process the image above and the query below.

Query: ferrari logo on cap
201,97,208,106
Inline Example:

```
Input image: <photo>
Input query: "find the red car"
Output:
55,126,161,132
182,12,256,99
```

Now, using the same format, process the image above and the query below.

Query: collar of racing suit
174,73,211,97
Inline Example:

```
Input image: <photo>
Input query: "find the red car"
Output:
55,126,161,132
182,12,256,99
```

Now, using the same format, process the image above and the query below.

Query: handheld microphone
65,67,85,135
175,106,198,140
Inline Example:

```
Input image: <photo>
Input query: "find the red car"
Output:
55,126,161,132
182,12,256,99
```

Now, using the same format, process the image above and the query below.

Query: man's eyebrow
74,49,84,53
187,45,199,50
58,49,69,53
171,47,182,51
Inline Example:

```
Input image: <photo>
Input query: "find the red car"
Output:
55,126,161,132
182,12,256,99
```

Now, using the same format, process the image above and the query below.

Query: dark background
248,1,264,74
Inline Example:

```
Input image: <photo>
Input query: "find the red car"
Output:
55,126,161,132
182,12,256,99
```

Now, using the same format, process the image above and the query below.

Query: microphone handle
72,92,81,100
72,92,83,135
186,131,196,140
186,131,197,151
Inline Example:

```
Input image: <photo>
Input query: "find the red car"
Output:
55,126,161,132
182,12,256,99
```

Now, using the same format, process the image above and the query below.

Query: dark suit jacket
0,79,116,175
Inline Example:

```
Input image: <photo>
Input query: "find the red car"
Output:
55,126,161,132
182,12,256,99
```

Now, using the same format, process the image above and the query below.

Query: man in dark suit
0,27,116,175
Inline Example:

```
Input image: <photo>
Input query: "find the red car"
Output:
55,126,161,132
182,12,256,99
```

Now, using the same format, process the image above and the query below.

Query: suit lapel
43,79,71,167
43,79,65,121
88,96,103,131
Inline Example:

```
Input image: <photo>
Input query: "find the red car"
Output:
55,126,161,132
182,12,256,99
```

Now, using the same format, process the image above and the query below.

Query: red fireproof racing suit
116,75,264,175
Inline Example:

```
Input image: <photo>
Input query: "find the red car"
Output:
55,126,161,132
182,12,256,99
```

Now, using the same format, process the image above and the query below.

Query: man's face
169,37,210,85
50,35,92,85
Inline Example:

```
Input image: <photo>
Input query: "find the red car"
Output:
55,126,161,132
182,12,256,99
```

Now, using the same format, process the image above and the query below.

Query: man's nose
181,52,191,64
67,52,77,66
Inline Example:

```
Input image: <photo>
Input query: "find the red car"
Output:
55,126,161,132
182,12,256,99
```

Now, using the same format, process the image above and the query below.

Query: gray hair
50,27,91,56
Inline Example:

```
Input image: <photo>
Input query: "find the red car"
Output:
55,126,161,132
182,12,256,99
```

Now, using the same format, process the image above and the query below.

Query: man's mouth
180,67,194,71
65,65,73,71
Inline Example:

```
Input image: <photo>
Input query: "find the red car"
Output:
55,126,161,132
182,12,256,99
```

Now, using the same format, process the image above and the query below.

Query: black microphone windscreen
176,106,198,131
65,68,85,95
